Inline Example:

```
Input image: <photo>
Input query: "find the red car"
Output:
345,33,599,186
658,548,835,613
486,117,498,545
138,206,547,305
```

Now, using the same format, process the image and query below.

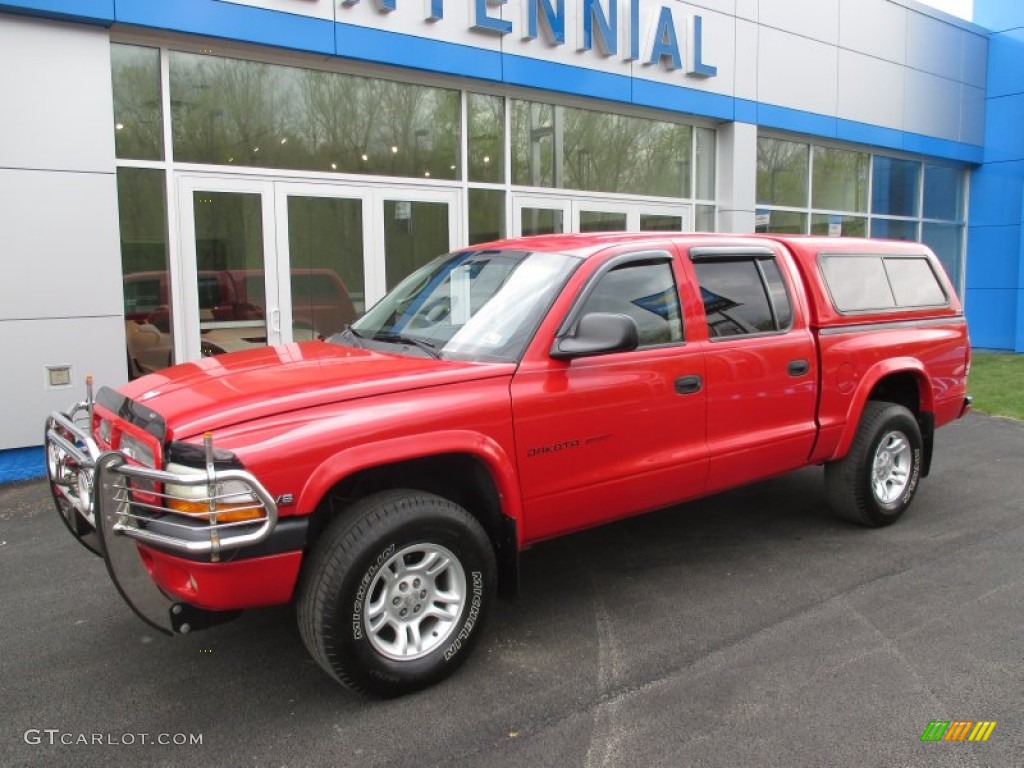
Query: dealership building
0,0,1021,480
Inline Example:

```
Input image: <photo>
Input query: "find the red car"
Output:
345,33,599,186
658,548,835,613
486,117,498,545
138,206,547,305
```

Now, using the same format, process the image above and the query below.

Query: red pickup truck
46,233,971,696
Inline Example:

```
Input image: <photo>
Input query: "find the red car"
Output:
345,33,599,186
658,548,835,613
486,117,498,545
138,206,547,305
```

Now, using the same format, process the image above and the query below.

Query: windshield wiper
371,332,442,359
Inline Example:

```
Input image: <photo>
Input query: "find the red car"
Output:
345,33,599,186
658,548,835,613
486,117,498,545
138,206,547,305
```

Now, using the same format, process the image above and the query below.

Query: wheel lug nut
392,597,400,606
414,605,420,613
399,582,408,592
400,608,407,617
420,591,426,599
413,579,421,588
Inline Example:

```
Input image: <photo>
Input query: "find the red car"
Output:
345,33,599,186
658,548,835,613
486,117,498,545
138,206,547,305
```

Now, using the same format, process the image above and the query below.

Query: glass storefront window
756,209,807,234
111,44,164,161
923,222,963,291
923,163,964,222
695,127,716,201
511,99,692,197
468,93,504,184
169,52,460,180
468,188,506,244
812,146,868,213
118,168,173,378
811,214,867,237
872,156,920,217
871,218,918,241
757,137,808,208
695,205,716,232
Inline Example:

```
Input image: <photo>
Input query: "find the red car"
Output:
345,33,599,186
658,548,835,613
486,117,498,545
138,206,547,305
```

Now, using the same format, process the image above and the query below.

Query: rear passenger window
820,254,948,312
691,256,794,339
578,259,683,347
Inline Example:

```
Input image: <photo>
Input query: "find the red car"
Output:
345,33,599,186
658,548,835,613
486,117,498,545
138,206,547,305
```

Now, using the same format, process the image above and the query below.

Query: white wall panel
0,316,127,450
962,31,988,90
757,27,838,116
758,0,838,46
960,83,986,146
734,19,758,102
906,10,962,81
837,49,905,131
0,168,122,321
735,0,758,22
0,16,114,174
838,0,906,65
219,0,335,19
903,68,961,140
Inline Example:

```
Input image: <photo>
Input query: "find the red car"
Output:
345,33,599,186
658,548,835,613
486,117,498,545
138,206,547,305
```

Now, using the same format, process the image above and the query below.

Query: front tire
297,490,496,697
825,401,924,527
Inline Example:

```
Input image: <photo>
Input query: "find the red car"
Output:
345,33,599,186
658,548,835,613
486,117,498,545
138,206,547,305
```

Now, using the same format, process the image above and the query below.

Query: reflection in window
579,210,627,232
511,100,692,197
812,146,868,213
118,168,173,378
384,200,450,290
287,196,364,333
872,156,920,217
756,209,807,234
468,189,506,245
169,52,460,180
923,222,963,291
578,260,683,347
468,93,504,184
871,218,918,241
757,137,808,207
693,258,790,338
111,44,164,161
811,214,867,238
923,163,964,221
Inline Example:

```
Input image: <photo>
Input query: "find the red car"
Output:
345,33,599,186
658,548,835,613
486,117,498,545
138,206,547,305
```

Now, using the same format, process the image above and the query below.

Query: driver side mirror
550,312,639,360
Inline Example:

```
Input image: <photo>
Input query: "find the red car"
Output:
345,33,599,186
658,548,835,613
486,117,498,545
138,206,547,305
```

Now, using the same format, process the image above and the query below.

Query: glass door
176,176,282,363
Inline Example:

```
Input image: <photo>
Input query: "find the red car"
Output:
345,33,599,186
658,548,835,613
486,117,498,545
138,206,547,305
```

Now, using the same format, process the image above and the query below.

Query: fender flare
831,358,933,461
296,429,524,545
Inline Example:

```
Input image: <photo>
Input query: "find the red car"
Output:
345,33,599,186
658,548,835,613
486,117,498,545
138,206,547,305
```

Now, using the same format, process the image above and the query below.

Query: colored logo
921,721,997,742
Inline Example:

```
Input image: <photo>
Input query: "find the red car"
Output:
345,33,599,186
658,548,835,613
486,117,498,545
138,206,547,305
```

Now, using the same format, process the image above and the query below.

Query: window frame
817,252,951,315
557,250,686,352
689,247,796,341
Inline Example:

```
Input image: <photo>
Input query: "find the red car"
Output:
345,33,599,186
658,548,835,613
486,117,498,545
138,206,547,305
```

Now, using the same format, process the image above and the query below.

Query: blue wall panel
0,0,111,23
0,447,44,483
964,288,1018,350
335,24,503,82
116,0,335,55
986,28,1024,98
968,161,1024,227
503,55,632,104
982,95,1024,163
974,0,1024,33
965,225,1021,289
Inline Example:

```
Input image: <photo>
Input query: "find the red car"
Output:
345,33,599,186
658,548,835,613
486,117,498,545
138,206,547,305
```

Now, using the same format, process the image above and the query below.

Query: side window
692,257,793,338
577,259,684,348
820,254,949,312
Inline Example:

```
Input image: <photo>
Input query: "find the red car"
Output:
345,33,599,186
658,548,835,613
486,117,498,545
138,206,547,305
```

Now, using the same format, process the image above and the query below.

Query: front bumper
45,397,286,633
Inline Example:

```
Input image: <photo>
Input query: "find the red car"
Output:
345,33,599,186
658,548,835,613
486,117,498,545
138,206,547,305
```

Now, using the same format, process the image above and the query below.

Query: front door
172,177,460,367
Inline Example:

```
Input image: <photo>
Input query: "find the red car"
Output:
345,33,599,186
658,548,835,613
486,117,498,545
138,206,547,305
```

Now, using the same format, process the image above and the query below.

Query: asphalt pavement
1,412,1021,768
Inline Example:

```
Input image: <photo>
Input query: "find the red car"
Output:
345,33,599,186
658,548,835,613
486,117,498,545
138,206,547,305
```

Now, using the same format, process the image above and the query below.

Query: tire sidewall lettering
350,543,396,641
443,570,483,663
901,447,922,506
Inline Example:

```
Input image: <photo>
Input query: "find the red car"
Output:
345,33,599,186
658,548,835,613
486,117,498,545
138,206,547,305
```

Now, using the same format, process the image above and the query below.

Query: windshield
338,249,580,363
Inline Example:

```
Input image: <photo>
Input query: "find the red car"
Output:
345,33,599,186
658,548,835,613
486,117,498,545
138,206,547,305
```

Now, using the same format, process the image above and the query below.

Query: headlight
119,432,155,467
163,462,263,523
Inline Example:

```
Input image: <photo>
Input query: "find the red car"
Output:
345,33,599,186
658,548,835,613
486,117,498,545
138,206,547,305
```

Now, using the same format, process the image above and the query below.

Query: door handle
788,359,810,377
675,374,702,395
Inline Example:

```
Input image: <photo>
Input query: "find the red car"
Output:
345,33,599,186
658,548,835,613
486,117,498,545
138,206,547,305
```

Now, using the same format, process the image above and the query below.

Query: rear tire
825,401,923,527
297,490,496,697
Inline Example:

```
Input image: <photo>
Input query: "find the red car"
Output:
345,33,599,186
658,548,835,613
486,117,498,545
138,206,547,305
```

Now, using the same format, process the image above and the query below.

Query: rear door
511,246,708,542
683,244,818,493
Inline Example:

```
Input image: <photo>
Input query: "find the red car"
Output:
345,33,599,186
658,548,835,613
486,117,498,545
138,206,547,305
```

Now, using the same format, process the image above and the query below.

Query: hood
119,341,513,440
